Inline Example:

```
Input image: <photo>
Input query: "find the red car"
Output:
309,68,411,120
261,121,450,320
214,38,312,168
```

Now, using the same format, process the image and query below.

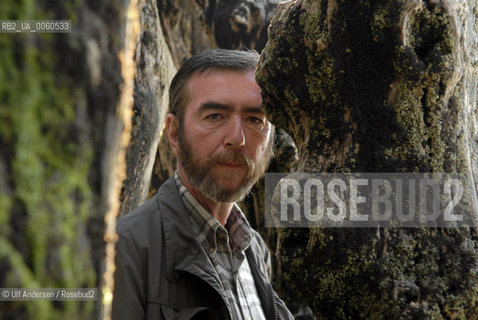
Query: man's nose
224,117,245,149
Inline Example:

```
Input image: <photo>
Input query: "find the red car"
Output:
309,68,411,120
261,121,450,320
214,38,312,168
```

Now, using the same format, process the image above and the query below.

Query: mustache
208,150,254,169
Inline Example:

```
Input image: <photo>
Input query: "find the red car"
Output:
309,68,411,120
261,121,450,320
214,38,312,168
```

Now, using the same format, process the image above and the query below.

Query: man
112,49,293,320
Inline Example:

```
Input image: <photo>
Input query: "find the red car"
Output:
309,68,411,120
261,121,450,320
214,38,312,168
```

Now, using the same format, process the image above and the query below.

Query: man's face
176,68,273,202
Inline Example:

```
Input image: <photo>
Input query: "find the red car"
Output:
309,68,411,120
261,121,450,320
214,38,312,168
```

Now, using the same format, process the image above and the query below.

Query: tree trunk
257,0,478,318
0,0,136,319
119,0,176,216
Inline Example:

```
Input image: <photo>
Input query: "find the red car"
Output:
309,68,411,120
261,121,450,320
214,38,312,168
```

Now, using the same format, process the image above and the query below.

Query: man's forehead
186,68,261,99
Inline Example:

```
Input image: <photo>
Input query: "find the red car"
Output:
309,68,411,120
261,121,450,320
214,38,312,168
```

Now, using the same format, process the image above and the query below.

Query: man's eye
249,116,264,124
206,113,222,121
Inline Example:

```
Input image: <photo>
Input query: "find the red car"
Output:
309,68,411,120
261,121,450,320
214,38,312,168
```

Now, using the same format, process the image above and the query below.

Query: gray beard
177,131,273,203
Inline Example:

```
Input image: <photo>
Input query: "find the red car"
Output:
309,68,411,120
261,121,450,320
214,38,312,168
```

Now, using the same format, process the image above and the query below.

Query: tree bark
119,0,176,216
257,0,478,318
0,0,135,319
201,0,283,50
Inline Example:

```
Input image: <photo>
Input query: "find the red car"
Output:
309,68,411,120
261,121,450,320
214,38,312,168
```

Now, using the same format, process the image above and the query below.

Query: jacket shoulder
117,194,160,222
117,194,161,232
115,176,180,245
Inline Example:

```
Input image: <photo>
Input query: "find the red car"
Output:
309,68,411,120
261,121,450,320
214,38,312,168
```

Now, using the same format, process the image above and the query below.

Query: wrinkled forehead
189,67,256,84
184,68,261,105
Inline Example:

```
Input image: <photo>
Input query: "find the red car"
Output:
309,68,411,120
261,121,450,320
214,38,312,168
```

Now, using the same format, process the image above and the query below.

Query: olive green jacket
112,177,293,320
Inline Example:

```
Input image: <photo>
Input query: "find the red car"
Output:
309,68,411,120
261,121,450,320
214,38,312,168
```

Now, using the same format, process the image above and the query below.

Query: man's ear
165,114,179,155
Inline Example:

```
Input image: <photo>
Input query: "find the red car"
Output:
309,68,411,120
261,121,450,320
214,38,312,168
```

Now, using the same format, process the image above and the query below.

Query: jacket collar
156,177,223,287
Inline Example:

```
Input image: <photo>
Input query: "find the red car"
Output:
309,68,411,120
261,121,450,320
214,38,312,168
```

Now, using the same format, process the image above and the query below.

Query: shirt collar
174,172,253,254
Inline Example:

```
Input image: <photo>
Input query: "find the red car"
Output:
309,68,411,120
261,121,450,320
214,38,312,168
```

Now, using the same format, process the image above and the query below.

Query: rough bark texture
257,0,478,319
119,0,176,216
201,0,283,50
157,0,216,66
0,0,131,319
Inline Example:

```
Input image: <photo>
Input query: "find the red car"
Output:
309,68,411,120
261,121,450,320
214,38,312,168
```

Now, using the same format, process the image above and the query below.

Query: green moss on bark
0,1,96,318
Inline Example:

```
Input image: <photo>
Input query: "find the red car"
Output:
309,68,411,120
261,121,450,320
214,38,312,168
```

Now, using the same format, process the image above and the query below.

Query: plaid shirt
175,173,266,320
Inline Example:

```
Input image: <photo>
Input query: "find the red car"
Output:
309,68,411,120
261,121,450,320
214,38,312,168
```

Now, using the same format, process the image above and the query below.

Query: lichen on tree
257,0,478,318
